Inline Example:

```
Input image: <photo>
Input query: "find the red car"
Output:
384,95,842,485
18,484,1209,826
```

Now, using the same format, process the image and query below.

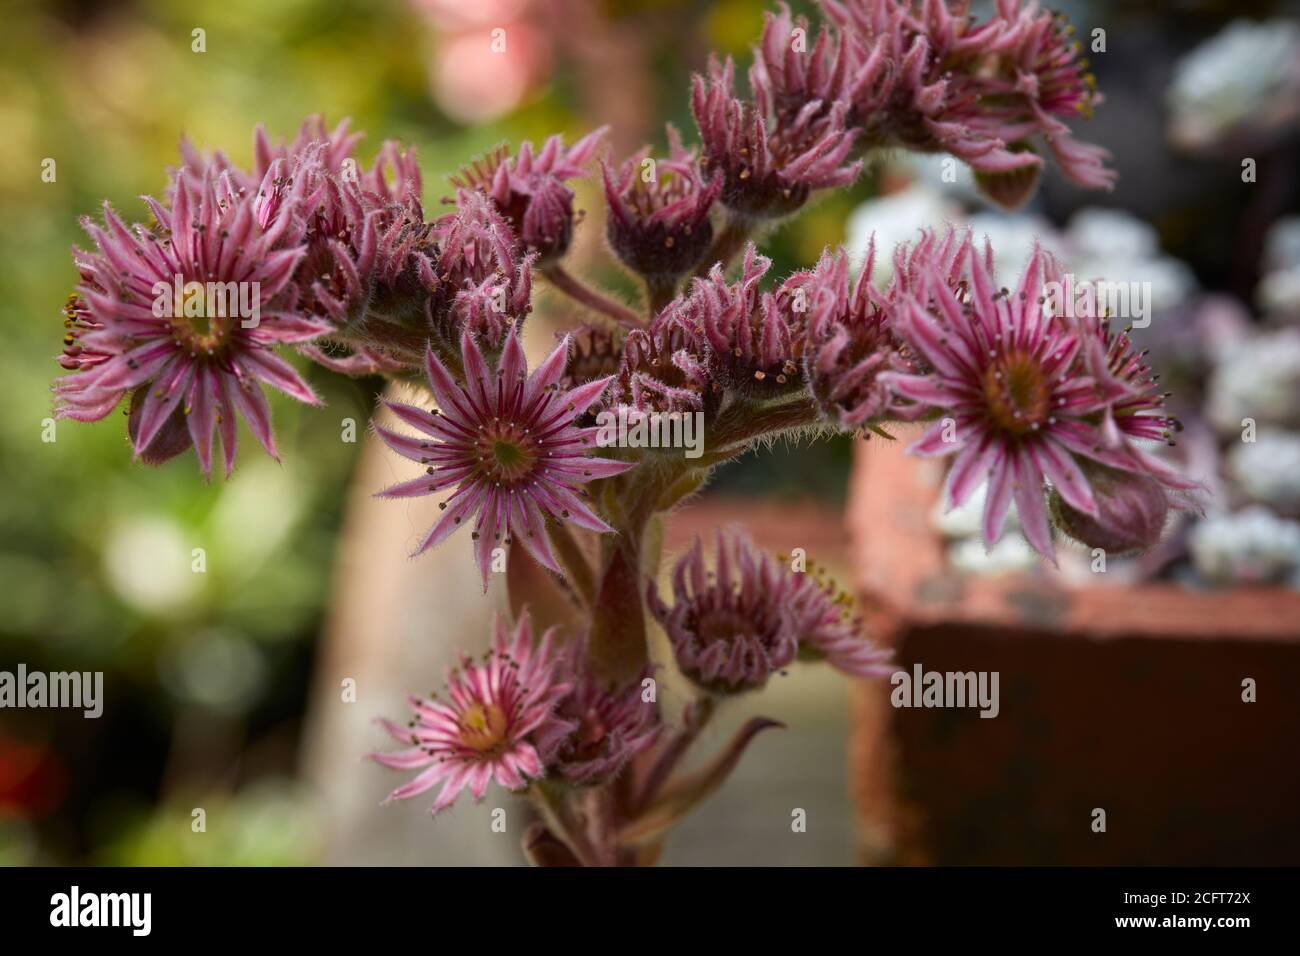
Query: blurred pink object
412,0,553,122
414,0,531,31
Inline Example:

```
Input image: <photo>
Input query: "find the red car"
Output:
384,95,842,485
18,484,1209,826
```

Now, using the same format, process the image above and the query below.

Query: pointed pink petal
413,482,487,556
186,368,218,479
370,748,434,771
525,336,570,407
384,401,443,437
884,373,959,406
239,348,321,405
423,346,473,420
946,431,999,508
132,360,191,453
1031,438,1097,517
1011,450,1055,561
560,374,615,417
215,374,239,476
230,379,279,460
981,452,1015,546
384,760,457,803
511,493,561,575
909,418,964,457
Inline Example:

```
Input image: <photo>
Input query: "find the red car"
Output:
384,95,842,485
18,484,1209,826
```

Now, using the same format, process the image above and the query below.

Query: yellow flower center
169,282,235,355
458,702,509,753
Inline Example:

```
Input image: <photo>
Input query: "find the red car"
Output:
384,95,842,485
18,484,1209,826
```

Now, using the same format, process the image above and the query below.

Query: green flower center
493,439,529,470
476,426,537,484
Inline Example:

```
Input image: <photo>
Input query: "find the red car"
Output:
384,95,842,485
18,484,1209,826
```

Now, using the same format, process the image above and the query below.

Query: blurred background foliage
1,0,1297,863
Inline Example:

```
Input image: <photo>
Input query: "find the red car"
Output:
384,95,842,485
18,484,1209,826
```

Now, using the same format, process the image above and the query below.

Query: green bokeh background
0,0,865,864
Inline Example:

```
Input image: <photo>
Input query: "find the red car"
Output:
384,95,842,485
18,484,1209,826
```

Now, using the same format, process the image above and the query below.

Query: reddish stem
691,215,752,279
543,264,642,329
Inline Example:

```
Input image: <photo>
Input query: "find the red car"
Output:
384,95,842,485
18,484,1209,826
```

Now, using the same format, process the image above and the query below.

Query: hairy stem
645,275,680,319
707,395,821,455
587,463,683,683
587,536,649,683
522,822,582,866
543,264,642,329
692,215,753,279
531,782,601,867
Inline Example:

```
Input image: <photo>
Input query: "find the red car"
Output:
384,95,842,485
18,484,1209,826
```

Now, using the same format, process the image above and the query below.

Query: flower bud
127,387,195,467
602,128,719,284
648,530,890,694
1051,466,1170,556
692,55,859,221
972,147,1043,211
450,129,606,265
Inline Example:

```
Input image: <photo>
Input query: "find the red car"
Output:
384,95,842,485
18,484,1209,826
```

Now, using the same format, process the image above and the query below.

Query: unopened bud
973,145,1043,212
127,388,194,467
1051,466,1169,555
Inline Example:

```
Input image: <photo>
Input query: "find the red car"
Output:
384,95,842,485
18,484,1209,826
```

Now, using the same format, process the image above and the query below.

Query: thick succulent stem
522,822,582,867
530,781,602,867
587,535,650,684
587,462,683,683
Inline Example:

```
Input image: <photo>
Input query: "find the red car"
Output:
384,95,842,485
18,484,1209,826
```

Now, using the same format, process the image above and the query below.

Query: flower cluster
52,115,537,477
815,0,1115,207
450,129,607,264
425,191,536,353
374,614,660,816
52,1,1200,866
602,126,721,288
608,222,1198,563
536,645,661,787
693,51,861,221
794,242,920,428
658,244,808,400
